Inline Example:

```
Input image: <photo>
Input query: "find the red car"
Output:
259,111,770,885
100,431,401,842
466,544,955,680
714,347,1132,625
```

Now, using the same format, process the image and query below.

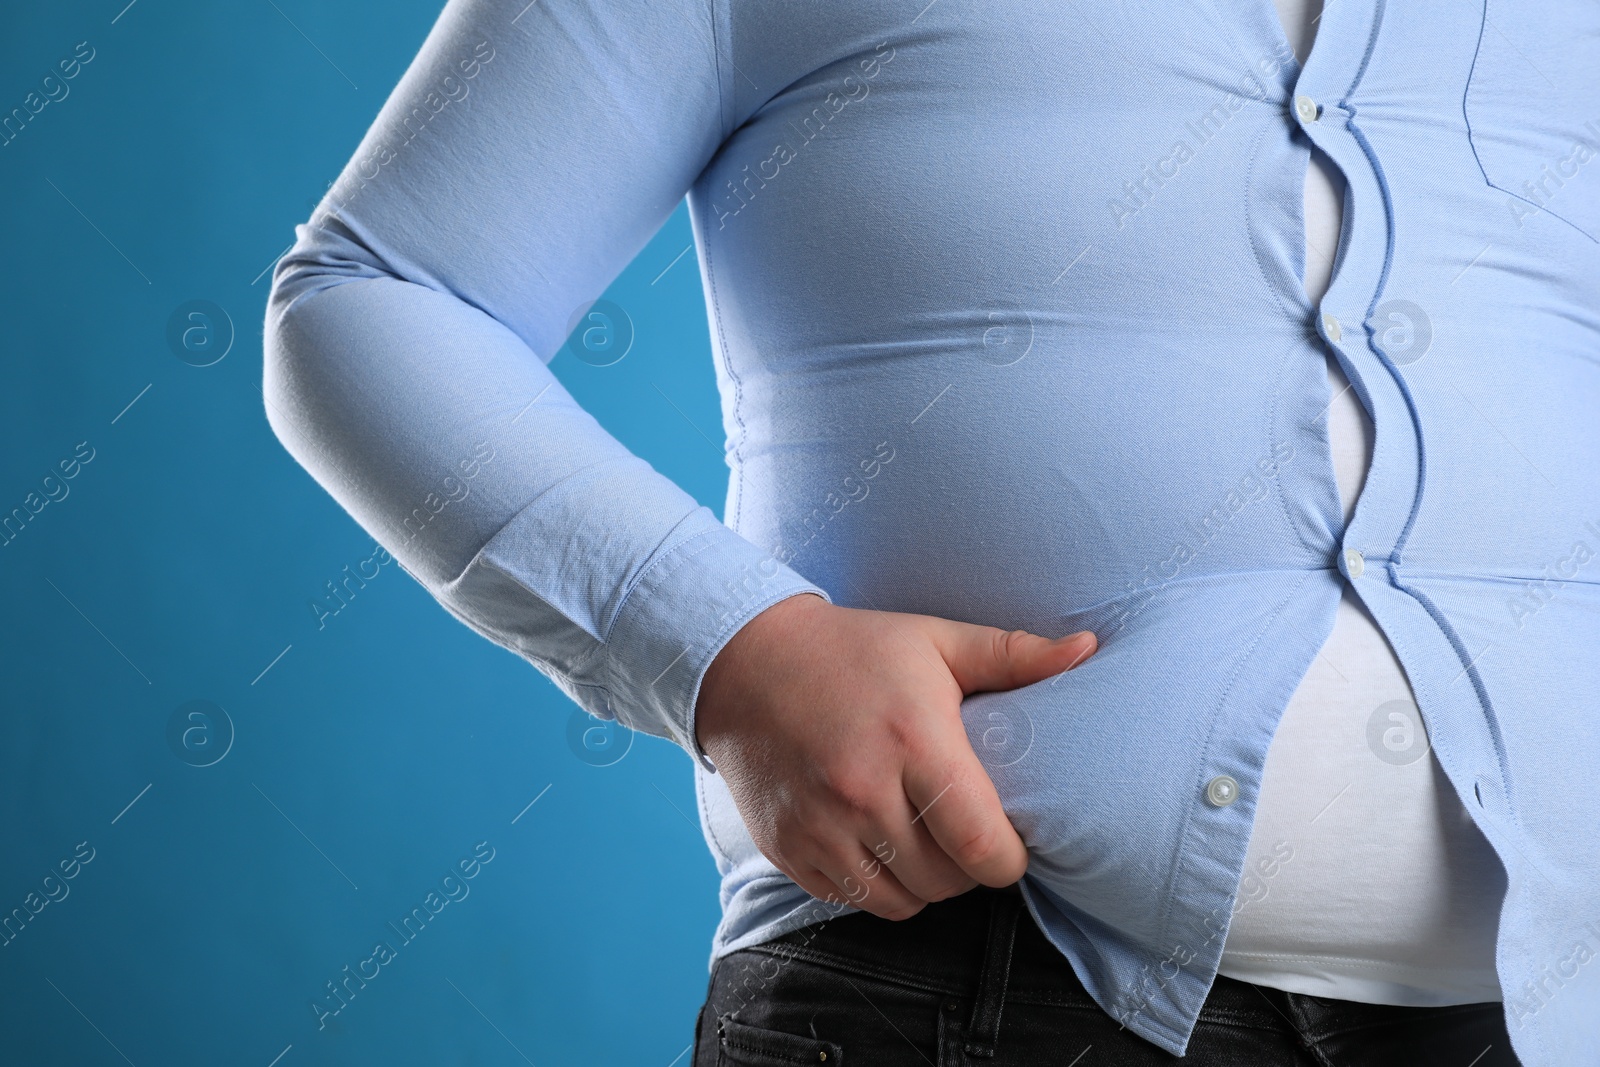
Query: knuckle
985,628,1010,668
883,715,930,761
991,627,1030,666
822,766,883,816
951,822,1001,870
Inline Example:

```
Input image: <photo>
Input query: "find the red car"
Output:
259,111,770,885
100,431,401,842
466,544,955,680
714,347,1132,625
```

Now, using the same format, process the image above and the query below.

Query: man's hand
694,592,1097,920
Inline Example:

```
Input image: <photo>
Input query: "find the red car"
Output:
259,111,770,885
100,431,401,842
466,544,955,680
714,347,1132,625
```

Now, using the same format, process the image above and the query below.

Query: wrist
695,591,829,751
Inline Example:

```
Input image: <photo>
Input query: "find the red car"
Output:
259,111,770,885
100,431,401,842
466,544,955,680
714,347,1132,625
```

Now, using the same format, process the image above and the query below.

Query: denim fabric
693,885,1523,1066
261,0,1600,1060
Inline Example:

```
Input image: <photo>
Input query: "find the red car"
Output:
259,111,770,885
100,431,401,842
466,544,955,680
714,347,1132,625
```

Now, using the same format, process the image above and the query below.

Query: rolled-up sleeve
262,0,829,771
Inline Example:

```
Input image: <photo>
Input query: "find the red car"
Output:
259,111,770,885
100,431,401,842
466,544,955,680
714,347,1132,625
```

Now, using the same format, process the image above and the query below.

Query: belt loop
963,886,1022,1057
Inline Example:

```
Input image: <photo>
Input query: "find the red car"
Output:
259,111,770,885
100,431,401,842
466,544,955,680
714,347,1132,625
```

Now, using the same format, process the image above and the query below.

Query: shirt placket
1136,0,1435,1044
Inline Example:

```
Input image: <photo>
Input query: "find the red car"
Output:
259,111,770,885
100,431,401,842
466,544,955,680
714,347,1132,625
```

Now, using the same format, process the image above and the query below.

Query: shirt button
1345,548,1365,578
1321,312,1341,341
1205,775,1239,807
1294,94,1320,123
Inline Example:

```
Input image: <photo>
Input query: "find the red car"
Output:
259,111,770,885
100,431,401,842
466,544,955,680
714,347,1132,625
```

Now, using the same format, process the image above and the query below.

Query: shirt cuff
598,516,831,772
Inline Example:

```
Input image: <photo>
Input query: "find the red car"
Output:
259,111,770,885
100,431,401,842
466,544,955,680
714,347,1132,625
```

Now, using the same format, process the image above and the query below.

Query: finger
928,621,1097,695
862,798,980,905
784,861,854,911
902,738,1029,888
811,847,930,921
777,847,912,917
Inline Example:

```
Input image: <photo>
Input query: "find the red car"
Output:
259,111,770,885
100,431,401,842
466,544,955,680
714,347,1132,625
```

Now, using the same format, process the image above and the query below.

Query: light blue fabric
262,0,1600,1059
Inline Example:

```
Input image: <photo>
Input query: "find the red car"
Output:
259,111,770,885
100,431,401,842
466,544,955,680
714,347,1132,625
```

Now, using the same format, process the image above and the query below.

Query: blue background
1,3,726,1064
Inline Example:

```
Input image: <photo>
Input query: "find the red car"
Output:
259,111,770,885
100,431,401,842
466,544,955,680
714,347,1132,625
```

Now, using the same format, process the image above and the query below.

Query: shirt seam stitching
708,0,730,141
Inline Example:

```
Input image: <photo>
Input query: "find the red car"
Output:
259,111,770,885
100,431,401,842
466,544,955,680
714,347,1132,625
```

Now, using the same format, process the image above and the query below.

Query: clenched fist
694,593,1097,920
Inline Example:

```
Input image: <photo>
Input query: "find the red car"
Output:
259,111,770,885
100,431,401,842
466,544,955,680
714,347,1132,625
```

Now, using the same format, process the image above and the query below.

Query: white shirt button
1205,775,1239,807
1345,547,1365,578
1322,312,1341,341
1295,94,1320,123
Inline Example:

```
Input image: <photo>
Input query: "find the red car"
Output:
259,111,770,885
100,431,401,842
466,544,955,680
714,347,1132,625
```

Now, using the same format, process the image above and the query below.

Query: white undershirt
1214,0,1505,1005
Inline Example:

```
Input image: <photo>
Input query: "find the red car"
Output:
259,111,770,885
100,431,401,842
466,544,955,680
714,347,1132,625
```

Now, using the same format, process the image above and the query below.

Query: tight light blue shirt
263,0,1600,1059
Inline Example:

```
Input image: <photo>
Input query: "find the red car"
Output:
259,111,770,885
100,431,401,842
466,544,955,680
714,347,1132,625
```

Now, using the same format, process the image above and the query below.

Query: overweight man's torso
686,0,1600,1047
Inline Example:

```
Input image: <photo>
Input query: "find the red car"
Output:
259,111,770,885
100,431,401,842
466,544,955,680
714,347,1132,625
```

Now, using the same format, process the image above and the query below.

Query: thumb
931,622,1097,695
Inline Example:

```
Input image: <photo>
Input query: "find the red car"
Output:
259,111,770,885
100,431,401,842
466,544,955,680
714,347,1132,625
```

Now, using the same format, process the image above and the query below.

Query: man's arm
263,0,1099,918
263,0,819,768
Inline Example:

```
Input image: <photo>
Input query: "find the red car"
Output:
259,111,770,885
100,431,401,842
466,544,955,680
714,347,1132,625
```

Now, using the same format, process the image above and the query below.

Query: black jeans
692,883,1521,1066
